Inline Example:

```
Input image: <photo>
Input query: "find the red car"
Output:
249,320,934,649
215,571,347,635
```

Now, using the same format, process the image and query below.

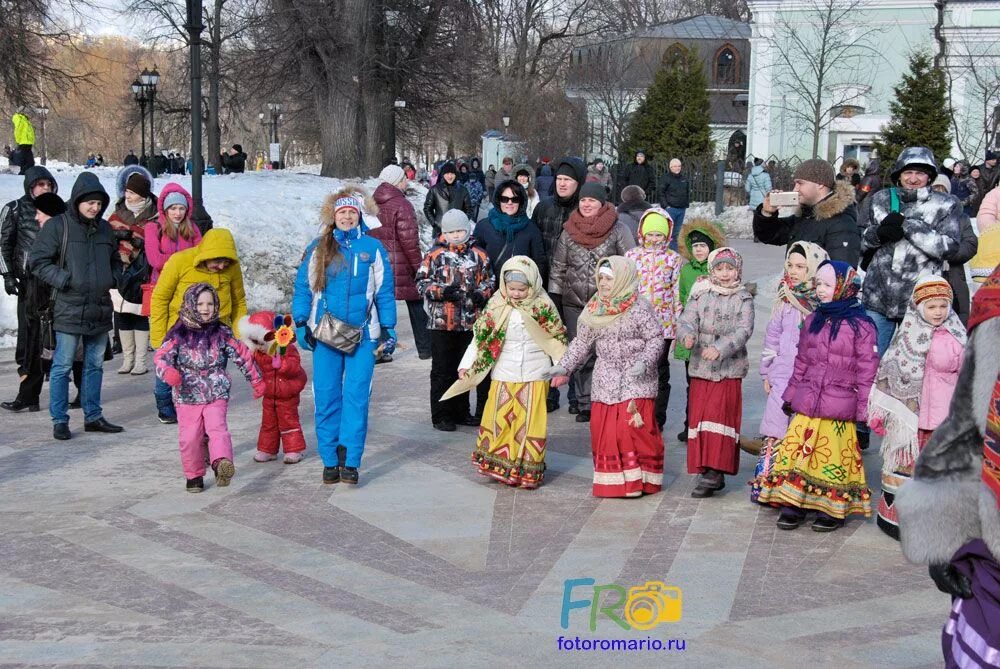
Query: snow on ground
0,165,749,345
686,201,754,240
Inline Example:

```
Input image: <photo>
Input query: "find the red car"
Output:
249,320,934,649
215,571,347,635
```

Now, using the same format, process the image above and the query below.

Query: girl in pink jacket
868,276,967,539
144,183,202,284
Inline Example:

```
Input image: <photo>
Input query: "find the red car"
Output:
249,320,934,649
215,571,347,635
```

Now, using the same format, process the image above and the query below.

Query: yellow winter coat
150,228,247,347
12,113,35,146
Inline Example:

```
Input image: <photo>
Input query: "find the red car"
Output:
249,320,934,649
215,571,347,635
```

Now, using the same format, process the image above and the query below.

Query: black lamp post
266,103,282,168
186,0,212,231
132,79,147,164
140,67,160,176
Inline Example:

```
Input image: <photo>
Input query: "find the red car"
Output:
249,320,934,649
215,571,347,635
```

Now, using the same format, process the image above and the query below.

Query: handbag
40,218,69,361
140,281,154,316
311,293,372,355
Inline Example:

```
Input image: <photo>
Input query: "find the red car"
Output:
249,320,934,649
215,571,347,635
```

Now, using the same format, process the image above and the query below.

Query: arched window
664,43,686,66
715,45,739,85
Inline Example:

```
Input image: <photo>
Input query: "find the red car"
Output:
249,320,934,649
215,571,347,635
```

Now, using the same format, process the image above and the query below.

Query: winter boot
117,330,135,374
130,330,149,375
323,467,340,484
212,458,235,487
186,476,204,493
283,452,303,464
254,450,277,462
811,512,844,532
776,506,806,530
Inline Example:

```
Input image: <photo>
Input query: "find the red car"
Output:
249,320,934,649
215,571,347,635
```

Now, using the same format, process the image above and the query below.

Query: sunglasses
498,195,521,204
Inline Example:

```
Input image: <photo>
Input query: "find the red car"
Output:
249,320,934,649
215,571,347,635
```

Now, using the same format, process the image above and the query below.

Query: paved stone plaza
0,241,951,668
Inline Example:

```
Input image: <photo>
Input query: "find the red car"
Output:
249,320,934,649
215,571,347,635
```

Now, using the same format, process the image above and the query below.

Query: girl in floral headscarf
750,241,828,503
154,283,264,493
548,256,665,498
447,256,567,489
677,247,755,498
753,261,879,532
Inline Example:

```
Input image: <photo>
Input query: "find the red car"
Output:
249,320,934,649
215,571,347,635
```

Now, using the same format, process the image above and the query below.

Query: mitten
543,365,568,380
295,324,315,351
876,212,906,244
113,228,133,241
252,380,266,399
380,328,398,355
929,563,973,599
162,367,183,387
781,400,794,417
3,274,18,296
442,285,463,302
470,291,488,308
628,361,646,378
869,415,886,436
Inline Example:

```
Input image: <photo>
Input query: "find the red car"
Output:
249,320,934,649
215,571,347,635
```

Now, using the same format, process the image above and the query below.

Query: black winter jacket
423,180,472,235
752,181,861,266
659,172,690,209
222,151,247,174
29,172,122,336
532,157,586,258
0,166,58,280
620,161,656,199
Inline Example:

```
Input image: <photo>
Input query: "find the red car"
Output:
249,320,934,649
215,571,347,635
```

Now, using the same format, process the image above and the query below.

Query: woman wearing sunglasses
473,180,548,289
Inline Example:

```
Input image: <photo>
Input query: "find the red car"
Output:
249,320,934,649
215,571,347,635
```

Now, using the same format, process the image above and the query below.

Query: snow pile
686,202,754,239
0,166,434,345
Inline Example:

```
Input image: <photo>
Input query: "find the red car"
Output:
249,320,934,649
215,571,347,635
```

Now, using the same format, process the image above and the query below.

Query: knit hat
688,230,714,250
33,192,66,217
556,162,579,180
710,247,741,272
334,196,361,215
579,182,607,204
639,210,672,239
439,162,457,176
162,191,188,211
515,167,531,179
793,158,836,190
987,150,999,162
379,164,405,185
913,275,953,305
620,185,645,203
504,270,530,285
232,144,243,153
125,172,151,199
441,209,471,234
932,174,952,193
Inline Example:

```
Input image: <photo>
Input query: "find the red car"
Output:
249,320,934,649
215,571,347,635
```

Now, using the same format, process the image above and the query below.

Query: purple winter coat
759,303,806,438
782,313,879,423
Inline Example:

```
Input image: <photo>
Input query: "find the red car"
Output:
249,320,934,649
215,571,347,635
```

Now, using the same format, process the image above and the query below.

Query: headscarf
440,256,567,401
869,276,967,472
808,260,873,339
689,247,745,299
579,256,640,330
773,241,828,318
178,282,220,329
164,282,226,349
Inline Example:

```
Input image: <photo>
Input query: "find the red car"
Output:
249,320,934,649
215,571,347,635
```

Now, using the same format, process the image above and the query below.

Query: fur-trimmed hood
320,184,379,232
238,314,270,353
809,180,856,221
677,218,726,261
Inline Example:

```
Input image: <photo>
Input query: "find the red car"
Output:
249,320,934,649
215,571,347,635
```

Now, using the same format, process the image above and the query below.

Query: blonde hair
161,213,197,243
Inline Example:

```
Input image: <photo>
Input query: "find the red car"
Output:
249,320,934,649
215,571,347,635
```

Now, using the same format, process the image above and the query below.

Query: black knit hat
688,230,715,251
440,162,457,176
556,163,579,180
34,192,67,217
579,182,607,205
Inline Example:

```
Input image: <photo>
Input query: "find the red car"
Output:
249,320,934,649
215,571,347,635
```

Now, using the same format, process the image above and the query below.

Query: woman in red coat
370,164,430,359
240,311,308,463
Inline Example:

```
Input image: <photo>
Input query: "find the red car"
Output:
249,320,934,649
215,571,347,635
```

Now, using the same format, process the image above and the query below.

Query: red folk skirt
687,378,742,475
590,399,664,498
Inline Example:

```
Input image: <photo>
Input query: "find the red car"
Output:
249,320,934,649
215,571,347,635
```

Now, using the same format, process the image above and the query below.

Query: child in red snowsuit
240,311,308,463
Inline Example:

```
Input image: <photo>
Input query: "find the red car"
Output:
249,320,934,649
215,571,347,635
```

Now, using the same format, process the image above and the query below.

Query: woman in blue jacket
293,190,397,485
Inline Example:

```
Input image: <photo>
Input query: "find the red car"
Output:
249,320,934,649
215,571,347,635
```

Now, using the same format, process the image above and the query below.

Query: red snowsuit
253,345,308,454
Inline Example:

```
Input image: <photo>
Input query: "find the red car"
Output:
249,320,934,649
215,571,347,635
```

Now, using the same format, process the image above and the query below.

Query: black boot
337,445,358,484
776,506,805,530
186,476,204,493
575,409,591,423
323,467,340,484
568,400,579,415
811,512,843,532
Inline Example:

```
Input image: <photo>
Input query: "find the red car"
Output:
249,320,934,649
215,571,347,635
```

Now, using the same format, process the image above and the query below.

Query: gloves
876,212,906,244
252,380,266,399
470,291,488,308
113,228,133,241
628,361,646,378
542,365,568,380
442,285,463,302
929,563,973,599
131,235,144,250
869,415,886,436
295,325,315,351
380,328,397,355
162,367,183,387
781,401,794,417
3,274,18,296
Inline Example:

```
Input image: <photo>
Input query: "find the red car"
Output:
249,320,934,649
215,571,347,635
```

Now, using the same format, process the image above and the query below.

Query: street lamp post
266,103,282,168
186,0,212,231
132,79,147,164
35,105,49,166
140,67,160,176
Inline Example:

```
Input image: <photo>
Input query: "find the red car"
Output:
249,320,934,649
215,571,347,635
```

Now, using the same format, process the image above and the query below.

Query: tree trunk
208,1,224,173
362,84,395,174
319,86,365,178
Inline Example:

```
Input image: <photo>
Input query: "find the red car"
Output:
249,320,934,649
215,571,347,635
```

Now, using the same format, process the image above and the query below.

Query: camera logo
561,578,683,631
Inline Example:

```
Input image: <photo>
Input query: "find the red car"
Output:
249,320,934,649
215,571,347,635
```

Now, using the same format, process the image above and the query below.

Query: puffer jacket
753,180,860,265
532,157,587,256
369,182,422,301
862,187,962,319
677,286,755,382
414,236,494,331
616,200,651,242
251,345,307,400
422,179,472,235
625,209,683,339
978,185,1000,232
918,328,964,431
744,166,772,210
659,172,690,209
12,113,35,146
0,165,57,279
535,163,555,199
28,171,121,337
782,313,879,422
548,218,636,309
154,326,262,405
459,310,554,382
150,228,246,347
758,303,806,438
144,183,202,284
292,226,396,342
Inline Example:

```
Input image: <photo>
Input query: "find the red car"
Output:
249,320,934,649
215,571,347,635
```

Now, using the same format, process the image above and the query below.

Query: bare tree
944,33,1000,161
759,0,882,158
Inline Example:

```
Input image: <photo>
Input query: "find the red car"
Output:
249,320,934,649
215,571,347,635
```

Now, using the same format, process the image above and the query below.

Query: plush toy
240,311,308,463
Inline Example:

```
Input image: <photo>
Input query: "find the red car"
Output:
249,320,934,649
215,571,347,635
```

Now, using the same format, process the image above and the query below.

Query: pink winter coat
782,314,880,423
144,183,202,283
977,186,1000,232
918,328,965,431
758,303,805,438
625,243,683,339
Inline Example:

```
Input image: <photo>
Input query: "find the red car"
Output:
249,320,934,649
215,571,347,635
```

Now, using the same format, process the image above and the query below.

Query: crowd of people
2,141,1000,665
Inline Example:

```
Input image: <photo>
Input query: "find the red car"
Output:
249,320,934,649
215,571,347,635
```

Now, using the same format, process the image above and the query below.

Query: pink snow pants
176,399,233,479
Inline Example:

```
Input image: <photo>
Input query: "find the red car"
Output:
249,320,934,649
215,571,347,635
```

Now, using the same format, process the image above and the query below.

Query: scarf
564,202,618,249
178,282,220,330
689,247,745,299
808,260,873,339
126,197,152,217
487,207,530,244
772,241,828,318
164,282,226,350
869,279,967,472
440,256,567,401
579,255,639,330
